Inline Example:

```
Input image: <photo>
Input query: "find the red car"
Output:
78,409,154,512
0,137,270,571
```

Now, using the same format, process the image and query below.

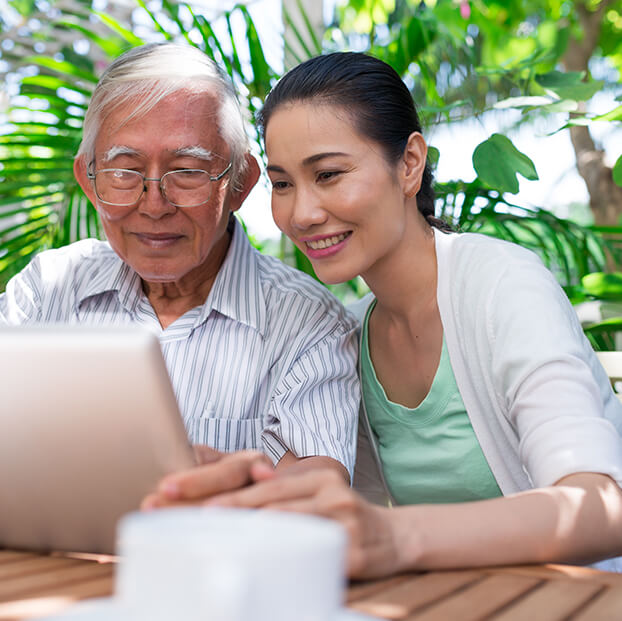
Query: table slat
489,564,622,587
0,558,85,582
0,563,113,601
491,578,604,621
347,575,411,604
0,576,114,621
571,586,622,621
405,574,540,621
0,553,39,566
349,571,482,620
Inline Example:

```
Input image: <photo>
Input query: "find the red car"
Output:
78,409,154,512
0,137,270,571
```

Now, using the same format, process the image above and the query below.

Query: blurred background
1,0,622,345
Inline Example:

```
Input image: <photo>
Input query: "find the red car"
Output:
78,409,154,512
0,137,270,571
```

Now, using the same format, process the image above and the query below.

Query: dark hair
257,51,451,232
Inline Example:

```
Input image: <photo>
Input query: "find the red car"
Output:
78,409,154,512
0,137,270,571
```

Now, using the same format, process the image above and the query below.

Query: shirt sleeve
0,258,43,325
489,258,622,489
262,320,360,479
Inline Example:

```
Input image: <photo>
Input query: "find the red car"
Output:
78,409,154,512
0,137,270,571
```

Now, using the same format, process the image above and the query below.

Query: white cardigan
351,230,622,569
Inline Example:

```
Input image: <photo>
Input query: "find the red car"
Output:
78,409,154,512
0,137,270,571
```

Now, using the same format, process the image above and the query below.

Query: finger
159,451,271,501
206,468,338,509
140,493,203,511
193,444,224,465
249,460,278,482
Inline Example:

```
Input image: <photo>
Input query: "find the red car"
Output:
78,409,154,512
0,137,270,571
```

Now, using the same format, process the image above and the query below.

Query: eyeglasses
86,162,232,208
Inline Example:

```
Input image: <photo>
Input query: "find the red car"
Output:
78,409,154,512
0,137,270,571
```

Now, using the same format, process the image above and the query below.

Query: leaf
92,10,145,46
614,154,622,188
535,70,603,101
427,146,440,170
8,0,36,16
22,56,98,83
56,20,129,58
581,272,622,300
494,96,554,109
584,317,622,335
593,105,622,123
472,134,539,195
542,100,579,113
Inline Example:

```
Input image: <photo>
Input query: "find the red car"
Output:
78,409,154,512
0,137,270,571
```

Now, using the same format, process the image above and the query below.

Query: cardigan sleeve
487,257,622,489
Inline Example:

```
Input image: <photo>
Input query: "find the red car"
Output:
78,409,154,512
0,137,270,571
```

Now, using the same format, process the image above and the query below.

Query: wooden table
1,549,621,620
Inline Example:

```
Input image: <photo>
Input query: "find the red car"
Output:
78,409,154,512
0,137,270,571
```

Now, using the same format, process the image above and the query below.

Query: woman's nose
290,188,328,230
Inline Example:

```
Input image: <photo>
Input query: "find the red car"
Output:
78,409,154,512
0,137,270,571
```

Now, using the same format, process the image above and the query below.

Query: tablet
0,325,196,554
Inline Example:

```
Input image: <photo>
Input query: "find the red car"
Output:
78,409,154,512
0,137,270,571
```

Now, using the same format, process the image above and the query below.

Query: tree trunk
563,0,622,228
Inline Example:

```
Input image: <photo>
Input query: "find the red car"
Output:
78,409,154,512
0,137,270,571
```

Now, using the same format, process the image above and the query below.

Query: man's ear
227,153,261,213
401,132,428,198
74,156,97,205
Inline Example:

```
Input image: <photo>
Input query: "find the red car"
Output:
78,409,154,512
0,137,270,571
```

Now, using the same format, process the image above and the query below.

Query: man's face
77,92,247,287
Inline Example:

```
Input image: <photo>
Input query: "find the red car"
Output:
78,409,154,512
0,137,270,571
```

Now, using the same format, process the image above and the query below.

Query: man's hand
141,448,274,510
141,445,349,511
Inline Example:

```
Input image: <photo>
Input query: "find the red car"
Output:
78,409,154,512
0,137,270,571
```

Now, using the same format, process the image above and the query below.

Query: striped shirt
0,221,360,474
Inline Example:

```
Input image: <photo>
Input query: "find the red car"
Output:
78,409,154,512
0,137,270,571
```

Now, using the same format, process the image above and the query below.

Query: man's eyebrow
267,152,349,174
102,146,140,162
174,146,215,160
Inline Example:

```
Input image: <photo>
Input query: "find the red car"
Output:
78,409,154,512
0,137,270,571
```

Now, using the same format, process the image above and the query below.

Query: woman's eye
317,170,341,182
271,180,290,191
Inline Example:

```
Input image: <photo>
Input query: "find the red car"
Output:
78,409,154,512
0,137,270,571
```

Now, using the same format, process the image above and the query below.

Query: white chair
596,351,622,402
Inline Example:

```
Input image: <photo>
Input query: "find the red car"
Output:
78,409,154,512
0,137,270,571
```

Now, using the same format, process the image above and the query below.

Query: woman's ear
227,153,261,213
401,132,428,198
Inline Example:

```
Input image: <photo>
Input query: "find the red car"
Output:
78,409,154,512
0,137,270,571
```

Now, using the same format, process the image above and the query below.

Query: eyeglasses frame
86,161,233,208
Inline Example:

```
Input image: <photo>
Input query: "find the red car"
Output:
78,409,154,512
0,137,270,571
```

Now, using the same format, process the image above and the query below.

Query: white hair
77,43,250,190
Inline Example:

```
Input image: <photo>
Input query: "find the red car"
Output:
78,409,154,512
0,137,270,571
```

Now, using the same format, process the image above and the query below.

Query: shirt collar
200,218,267,336
75,246,144,314
75,221,267,335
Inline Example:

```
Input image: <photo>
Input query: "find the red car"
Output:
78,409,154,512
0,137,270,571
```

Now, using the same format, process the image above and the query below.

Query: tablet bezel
0,325,196,554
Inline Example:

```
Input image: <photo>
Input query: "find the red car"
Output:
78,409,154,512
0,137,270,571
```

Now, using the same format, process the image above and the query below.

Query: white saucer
39,597,381,620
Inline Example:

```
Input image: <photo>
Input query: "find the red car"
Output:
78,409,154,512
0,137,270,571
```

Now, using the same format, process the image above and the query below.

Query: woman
154,52,622,578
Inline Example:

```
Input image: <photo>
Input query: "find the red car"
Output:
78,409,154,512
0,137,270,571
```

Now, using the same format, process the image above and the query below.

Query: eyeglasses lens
94,169,214,208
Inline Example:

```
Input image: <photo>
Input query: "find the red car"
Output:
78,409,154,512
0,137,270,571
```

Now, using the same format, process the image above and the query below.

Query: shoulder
253,249,357,333
19,239,115,282
436,231,555,302
437,230,542,273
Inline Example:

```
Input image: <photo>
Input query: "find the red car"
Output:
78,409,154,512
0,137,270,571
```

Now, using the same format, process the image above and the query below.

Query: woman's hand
204,468,409,579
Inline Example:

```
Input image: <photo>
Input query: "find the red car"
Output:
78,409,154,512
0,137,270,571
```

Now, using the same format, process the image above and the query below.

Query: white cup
115,507,347,621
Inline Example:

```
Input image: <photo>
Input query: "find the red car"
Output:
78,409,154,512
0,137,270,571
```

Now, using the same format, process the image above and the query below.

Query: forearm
393,473,622,571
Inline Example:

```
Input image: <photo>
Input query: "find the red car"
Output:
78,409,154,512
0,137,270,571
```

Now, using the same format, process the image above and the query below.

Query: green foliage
614,154,622,187
0,1,279,290
435,179,610,288
582,272,622,300
535,70,604,101
1,0,622,302
472,134,539,195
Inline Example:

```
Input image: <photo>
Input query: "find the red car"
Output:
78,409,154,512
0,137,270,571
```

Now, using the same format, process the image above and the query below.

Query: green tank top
361,302,502,505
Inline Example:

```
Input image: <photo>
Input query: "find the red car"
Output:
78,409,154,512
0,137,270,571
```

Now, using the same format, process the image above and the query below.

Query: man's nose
136,178,176,218
291,187,327,231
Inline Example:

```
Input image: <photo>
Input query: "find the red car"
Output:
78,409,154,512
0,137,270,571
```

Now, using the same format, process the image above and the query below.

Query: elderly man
0,43,359,495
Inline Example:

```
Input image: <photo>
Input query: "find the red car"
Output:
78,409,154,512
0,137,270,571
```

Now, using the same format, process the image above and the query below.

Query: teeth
307,233,348,250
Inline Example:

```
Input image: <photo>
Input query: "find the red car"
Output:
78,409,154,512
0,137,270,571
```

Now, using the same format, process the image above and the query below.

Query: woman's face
265,102,418,285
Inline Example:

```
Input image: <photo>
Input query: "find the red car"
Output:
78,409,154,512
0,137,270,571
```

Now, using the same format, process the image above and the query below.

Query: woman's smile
303,231,352,257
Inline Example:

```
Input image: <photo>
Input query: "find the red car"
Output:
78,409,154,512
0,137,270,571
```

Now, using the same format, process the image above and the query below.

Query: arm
0,255,43,324
394,472,622,571
196,468,622,579
143,313,359,509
